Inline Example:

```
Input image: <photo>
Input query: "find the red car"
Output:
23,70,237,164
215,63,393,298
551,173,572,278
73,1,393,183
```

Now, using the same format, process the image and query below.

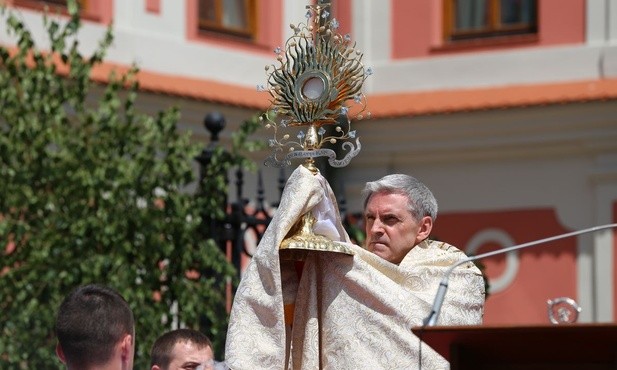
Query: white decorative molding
466,228,519,294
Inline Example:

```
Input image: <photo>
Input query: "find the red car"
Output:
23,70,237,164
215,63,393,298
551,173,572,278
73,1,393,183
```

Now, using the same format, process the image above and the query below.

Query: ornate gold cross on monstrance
257,2,372,257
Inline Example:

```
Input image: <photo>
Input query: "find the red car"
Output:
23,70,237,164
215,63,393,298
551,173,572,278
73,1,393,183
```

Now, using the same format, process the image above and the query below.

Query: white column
591,155,617,322
352,0,391,92
587,0,608,44
282,0,308,40
609,0,617,42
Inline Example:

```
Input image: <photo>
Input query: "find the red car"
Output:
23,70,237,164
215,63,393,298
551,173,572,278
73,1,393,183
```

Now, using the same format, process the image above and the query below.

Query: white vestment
225,165,485,369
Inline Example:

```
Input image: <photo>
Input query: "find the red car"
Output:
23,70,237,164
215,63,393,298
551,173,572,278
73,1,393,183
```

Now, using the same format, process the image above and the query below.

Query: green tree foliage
0,3,262,368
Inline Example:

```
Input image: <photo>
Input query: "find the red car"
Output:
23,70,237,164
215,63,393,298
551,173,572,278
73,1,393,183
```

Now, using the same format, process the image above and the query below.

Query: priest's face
364,191,431,264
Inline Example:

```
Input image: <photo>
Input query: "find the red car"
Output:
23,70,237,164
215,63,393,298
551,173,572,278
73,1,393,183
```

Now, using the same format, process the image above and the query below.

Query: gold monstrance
258,2,372,256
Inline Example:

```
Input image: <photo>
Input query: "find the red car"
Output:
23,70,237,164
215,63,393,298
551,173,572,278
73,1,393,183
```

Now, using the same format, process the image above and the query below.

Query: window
14,0,87,10
444,0,537,42
13,0,100,20
37,0,68,5
198,0,256,40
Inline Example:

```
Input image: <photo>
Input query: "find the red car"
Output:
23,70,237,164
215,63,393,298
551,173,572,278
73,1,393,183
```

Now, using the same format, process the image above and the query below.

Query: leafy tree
0,2,261,368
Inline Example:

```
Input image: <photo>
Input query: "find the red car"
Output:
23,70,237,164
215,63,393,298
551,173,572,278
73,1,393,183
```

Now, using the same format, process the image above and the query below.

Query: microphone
422,223,617,327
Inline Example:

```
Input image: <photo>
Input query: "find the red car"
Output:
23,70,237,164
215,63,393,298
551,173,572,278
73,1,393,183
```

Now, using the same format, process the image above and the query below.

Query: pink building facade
3,0,617,326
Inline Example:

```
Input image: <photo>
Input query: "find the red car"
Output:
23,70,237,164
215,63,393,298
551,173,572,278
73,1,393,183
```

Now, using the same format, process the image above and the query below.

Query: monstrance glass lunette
257,2,372,256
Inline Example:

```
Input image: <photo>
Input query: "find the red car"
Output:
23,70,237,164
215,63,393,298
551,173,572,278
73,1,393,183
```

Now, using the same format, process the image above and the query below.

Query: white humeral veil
225,165,485,370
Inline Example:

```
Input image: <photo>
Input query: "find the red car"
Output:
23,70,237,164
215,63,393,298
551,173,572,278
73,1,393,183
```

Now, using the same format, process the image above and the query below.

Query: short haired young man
55,284,135,370
150,328,216,370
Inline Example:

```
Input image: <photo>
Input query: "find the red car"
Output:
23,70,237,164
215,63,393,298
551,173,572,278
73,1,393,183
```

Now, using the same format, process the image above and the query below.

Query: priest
225,165,485,369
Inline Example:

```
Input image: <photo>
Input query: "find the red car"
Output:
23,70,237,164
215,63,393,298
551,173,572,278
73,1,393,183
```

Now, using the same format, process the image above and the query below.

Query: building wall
361,0,617,94
2,0,617,326
342,101,617,324
6,1,617,93
316,1,617,324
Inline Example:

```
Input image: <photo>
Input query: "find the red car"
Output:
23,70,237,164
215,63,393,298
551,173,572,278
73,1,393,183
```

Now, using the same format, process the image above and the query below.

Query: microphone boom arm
422,223,617,327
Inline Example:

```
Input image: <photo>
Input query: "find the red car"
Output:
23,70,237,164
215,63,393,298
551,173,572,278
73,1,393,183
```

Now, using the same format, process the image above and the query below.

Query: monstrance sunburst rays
258,2,372,171
257,2,372,257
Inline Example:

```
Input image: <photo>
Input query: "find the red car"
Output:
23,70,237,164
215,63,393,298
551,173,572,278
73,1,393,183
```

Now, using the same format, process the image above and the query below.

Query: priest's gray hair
362,174,438,221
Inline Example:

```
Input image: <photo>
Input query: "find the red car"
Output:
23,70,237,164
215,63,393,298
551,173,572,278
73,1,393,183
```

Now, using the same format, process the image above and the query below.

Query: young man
55,284,135,370
150,328,216,370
